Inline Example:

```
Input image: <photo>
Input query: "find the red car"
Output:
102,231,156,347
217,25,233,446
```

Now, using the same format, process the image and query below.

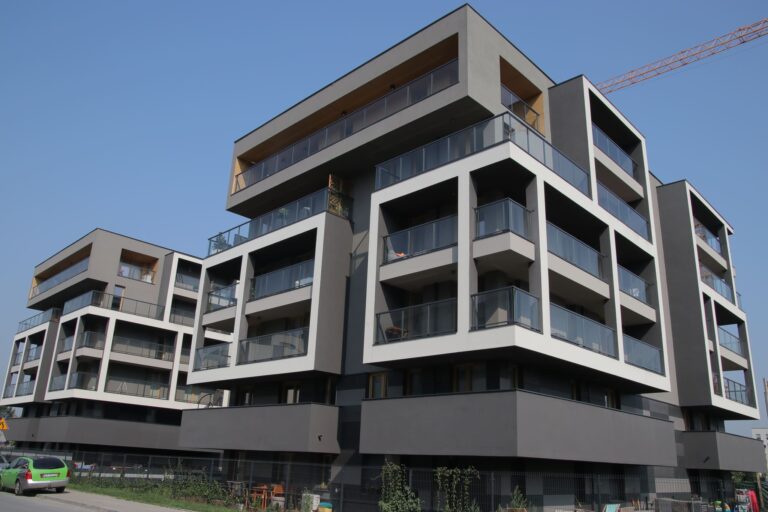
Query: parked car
0,455,10,470
0,456,70,495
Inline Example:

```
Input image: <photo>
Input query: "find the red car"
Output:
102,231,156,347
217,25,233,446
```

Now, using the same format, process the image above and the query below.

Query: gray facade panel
679,431,766,473
179,404,340,454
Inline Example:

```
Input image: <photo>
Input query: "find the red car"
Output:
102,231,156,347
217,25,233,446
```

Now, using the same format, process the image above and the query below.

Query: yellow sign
0,418,7,431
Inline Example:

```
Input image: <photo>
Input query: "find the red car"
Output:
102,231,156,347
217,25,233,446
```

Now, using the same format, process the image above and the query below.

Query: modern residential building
0,4,763,509
1,229,225,454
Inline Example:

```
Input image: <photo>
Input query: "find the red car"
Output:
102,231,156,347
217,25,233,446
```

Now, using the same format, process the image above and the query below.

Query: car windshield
33,457,65,469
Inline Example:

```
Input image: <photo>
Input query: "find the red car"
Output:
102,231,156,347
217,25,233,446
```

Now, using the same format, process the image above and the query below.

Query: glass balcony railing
16,380,35,396
383,216,457,264
550,304,617,358
694,222,723,255
77,330,106,350
233,60,459,193
718,327,745,356
712,372,723,396
700,267,735,303
25,345,42,362
175,385,224,406
17,308,61,333
106,376,169,400
111,335,175,361
29,257,89,298
375,112,590,195
3,384,15,398
250,260,314,300
48,374,67,391
175,272,201,292
180,348,191,365
724,377,753,406
623,335,663,374
59,336,74,353
597,182,649,239
547,223,603,278
194,344,231,370
475,198,530,240
501,85,540,132
618,266,651,304
208,188,352,256
68,372,99,391
169,308,196,327
238,327,309,365
117,262,154,283
376,298,457,344
471,286,540,331
12,351,23,366
63,290,165,320
591,124,638,180
207,283,238,313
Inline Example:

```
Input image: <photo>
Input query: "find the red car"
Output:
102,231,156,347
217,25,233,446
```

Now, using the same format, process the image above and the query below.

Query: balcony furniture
384,326,407,340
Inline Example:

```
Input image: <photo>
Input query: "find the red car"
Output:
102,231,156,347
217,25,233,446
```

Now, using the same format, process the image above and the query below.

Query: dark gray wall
679,431,766,472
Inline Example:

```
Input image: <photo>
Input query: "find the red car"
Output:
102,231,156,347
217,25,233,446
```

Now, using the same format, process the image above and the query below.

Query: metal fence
0,447,748,512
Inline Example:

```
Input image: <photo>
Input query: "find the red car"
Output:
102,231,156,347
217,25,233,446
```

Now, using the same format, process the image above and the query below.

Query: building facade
1,4,763,509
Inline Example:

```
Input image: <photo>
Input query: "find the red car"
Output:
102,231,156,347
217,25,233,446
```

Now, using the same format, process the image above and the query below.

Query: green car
0,456,70,495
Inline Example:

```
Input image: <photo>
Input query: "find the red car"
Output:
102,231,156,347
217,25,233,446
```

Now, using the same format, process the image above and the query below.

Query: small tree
435,466,480,512
379,461,421,512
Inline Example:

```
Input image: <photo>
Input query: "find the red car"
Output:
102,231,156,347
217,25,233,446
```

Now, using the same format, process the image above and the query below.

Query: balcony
383,216,457,264
111,336,175,361
238,327,308,365
3,385,15,398
12,352,23,366
475,198,530,240
25,345,42,362
680,431,766,472
29,257,89,298
597,182,649,239
175,385,224,406
180,347,190,365
618,266,651,304
77,331,106,350
68,372,98,391
591,124,638,180
723,378,753,406
359,390,675,466
194,344,231,370
718,327,745,357
376,298,457,344
250,260,314,300
700,267,735,303
206,283,238,312
233,60,459,193
179,403,340,453
16,380,35,396
501,84,540,132
712,372,723,396
48,374,67,391
208,188,351,256
695,222,723,255
169,308,195,327
117,262,154,284
59,336,74,353
63,290,165,320
175,272,200,292
623,335,663,374
17,308,61,333
106,376,169,400
547,223,603,279
375,112,590,195
550,304,617,358
471,286,540,331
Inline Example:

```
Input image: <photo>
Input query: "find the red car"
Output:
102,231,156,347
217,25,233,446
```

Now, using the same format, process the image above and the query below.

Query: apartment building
1,229,225,454
0,4,763,507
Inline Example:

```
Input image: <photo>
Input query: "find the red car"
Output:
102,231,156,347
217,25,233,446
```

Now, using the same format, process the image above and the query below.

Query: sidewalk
38,489,195,512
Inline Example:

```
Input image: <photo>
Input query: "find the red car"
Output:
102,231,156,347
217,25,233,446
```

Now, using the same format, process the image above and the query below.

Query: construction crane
597,18,768,94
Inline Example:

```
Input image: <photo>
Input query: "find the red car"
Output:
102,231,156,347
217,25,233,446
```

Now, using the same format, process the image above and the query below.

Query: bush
378,461,421,512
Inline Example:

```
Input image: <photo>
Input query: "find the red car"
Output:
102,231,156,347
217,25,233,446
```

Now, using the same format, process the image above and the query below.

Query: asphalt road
0,489,86,512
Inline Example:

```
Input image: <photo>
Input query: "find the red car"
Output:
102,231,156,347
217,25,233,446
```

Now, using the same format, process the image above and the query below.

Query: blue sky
1,1,766,433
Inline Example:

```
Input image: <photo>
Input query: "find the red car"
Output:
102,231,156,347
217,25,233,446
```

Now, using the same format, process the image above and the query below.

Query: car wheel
14,480,24,496
55,487,65,493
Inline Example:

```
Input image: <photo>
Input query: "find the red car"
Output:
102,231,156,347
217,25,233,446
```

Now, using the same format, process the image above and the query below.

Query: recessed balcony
194,343,231,371
105,375,169,400
376,298,457,344
550,304,617,358
237,327,309,365
63,291,165,321
68,372,98,391
250,260,314,301
597,182,649,239
718,327,745,357
592,124,638,181
623,335,663,374
470,286,540,332
382,216,457,264
547,223,604,279
29,257,89,298
17,308,61,333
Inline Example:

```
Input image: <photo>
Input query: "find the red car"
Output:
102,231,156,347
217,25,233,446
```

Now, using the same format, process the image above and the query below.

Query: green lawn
69,481,238,512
